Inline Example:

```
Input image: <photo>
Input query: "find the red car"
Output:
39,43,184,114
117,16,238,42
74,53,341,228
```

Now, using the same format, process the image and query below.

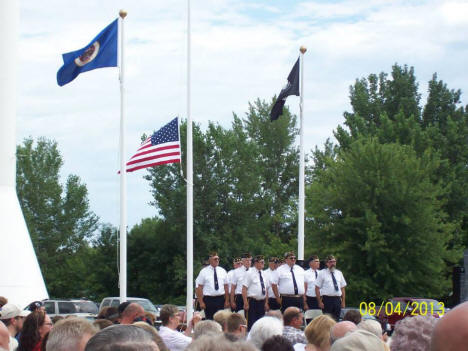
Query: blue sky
17,0,468,228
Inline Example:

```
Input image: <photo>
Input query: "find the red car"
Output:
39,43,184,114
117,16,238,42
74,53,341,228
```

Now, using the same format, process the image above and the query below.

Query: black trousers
280,296,303,313
246,298,266,330
322,295,341,321
234,294,244,312
306,296,319,309
204,295,225,320
268,297,281,310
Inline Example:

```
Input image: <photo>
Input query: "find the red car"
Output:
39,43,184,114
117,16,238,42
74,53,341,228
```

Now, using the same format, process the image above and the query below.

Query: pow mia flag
270,57,300,121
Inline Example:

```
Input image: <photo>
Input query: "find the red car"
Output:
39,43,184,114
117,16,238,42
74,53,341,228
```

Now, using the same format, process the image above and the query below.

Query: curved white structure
0,0,48,308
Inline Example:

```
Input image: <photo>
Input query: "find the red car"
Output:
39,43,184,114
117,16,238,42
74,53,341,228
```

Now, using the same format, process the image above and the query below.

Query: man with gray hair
391,315,437,351
330,329,385,351
85,324,158,351
46,317,98,351
193,320,221,339
330,321,357,344
248,316,283,349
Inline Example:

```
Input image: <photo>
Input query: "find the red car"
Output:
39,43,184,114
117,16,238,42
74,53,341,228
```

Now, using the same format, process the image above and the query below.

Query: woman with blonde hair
304,315,336,351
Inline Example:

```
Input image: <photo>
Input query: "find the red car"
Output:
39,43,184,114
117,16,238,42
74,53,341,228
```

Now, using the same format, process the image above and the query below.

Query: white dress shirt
195,265,228,296
304,268,320,297
271,264,305,295
231,266,249,294
263,268,277,298
243,267,268,299
159,326,192,351
227,269,235,293
315,268,346,296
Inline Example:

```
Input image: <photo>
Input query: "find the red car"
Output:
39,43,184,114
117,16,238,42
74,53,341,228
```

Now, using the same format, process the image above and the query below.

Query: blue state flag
57,19,118,86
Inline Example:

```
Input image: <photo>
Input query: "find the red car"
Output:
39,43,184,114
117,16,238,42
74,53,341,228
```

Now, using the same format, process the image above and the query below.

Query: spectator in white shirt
158,305,201,351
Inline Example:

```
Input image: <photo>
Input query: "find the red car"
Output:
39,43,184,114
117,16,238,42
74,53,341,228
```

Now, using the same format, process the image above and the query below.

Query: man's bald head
120,303,145,325
431,301,468,351
330,321,357,344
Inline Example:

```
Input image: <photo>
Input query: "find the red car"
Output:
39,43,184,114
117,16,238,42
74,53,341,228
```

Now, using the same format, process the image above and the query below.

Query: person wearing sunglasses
315,255,347,321
271,251,305,313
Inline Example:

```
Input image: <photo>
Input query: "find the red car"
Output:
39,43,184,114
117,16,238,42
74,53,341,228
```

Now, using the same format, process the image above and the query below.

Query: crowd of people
0,250,467,351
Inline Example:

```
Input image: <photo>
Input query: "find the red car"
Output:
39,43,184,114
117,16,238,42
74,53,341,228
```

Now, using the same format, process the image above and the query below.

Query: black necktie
315,270,318,279
291,267,298,295
259,271,265,295
214,268,219,290
331,271,339,291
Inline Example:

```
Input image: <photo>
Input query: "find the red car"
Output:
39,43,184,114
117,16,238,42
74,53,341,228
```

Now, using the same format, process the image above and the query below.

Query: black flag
270,57,300,121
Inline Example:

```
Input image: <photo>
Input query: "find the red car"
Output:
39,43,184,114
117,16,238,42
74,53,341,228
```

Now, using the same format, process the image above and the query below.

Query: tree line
17,64,468,306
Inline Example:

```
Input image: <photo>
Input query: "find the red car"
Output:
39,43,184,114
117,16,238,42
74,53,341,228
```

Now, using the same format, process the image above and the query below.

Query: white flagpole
186,0,194,322
119,9,128,303
298,46,307,261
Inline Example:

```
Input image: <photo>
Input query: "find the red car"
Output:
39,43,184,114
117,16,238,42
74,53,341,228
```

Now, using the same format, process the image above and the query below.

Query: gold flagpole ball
119,9,128,19
300,46,307,54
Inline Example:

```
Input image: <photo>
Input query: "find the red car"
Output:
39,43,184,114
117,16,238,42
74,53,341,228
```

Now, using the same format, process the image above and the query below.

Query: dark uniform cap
209,251,219,258
241,253,252,259
326,255,336,261
233,257,242,263
269,257,279,263
253,255,264,263
284,251,296,259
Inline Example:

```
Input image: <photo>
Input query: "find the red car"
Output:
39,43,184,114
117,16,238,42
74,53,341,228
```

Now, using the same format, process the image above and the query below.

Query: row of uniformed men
195,251,347,330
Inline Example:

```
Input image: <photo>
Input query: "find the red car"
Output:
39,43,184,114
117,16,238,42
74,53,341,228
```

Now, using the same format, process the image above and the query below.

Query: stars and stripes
125,117,181,172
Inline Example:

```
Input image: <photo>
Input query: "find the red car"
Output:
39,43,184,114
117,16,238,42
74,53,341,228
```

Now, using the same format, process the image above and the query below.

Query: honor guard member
242,255,269,330
271,251,305,312
195,252,230,320
303,255,321,310
227,258,242,295
230,253,252,312
264,257,281,310
315,255,347,321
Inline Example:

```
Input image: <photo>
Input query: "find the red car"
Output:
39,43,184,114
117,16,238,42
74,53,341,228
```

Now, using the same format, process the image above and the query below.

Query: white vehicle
99,297,159,318
43,299,98,320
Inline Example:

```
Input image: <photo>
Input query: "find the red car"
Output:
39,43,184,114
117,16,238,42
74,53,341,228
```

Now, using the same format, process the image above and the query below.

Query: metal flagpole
119,9,128,303
298,46,307,261
186,0,194,322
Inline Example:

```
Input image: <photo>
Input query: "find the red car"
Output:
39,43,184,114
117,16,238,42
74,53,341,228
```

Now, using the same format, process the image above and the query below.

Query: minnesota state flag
57,19,118,86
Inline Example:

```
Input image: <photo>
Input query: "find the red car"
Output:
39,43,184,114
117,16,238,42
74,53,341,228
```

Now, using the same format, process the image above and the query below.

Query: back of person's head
391,315,437,351
261,335,294,351
97,307,119,323
330,321,357,344
226,313,247,333
330,329,385,351
0,297,7,308
357,320,382,339
186,335,237,351
248,316,283,349
282,307,301,327
431,301,468,351
343,310,361,325
304,314,336,350
84,324,158,351
213,310,232,330
193,320,222,339
93,319,113,330
159,305,179,326
132,322,168,351
46,317,98,351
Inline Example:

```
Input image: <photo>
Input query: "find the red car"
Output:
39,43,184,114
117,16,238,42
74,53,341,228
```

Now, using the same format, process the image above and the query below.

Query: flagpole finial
119,9,128,19
300,46,307,54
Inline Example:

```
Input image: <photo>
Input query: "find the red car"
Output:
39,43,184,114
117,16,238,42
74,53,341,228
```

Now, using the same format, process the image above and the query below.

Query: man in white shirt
303,255,321,310
230,253,251,312
264,257,280,310
195,251,230,320
315,255,347,321
227,257,241,295
242,255,269,330
158,304,201,351
271,251,305,312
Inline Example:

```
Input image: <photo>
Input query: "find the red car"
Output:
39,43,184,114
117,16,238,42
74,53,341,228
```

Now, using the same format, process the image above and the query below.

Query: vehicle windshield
129,299,157,313
74,301,99,314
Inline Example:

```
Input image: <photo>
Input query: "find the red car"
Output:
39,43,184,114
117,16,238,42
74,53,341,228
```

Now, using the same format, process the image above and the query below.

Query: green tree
307,139,457,304
16,137,99,297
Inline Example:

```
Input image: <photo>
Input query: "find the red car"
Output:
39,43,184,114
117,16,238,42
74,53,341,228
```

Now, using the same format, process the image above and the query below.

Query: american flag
125,117,181,172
